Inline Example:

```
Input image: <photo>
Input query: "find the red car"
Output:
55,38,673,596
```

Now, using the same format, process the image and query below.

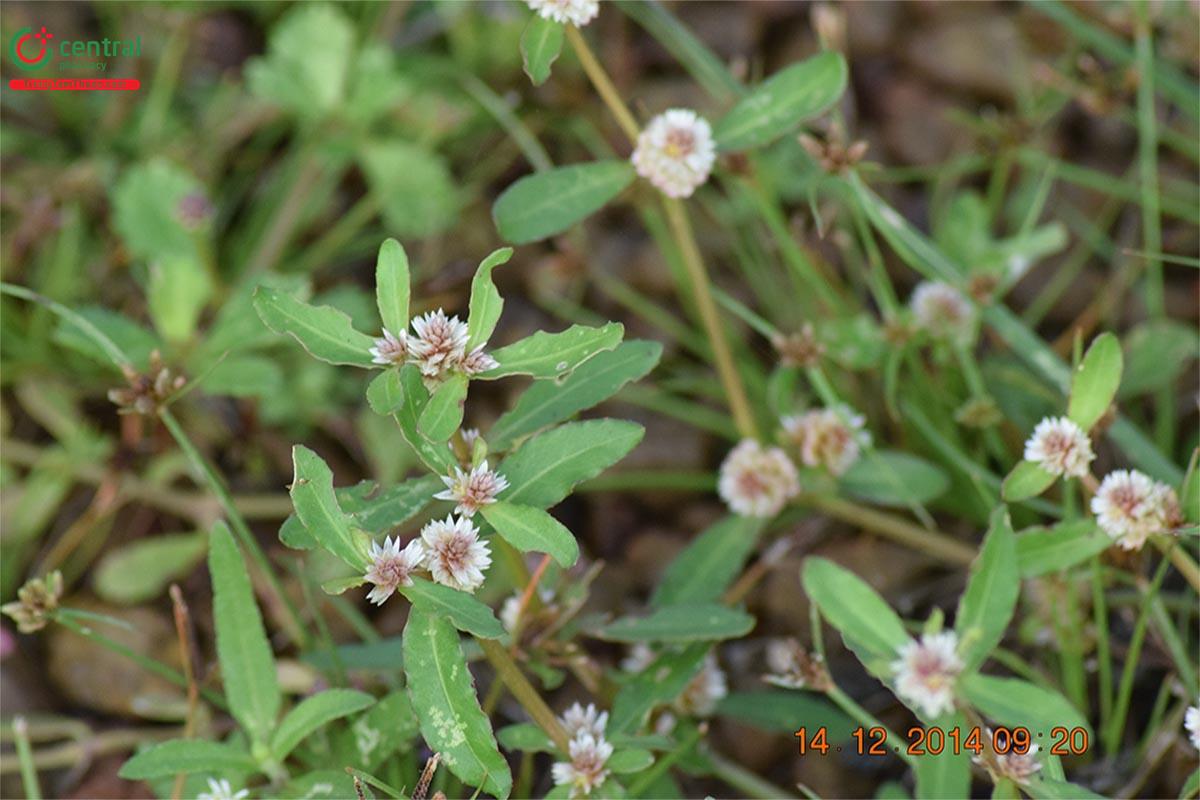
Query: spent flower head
551,732,613,798
632,109,717,199
2,571,64,633
435,460,509,517
718,439,801,518
782,406,870,476
764,637,832,691
772,323,825,368
1091,469,1180,551
369,328,408,366
1023,416,1094,478
108,351,186,416
891,631,963,719
420,515,492,593
362,536,425,605
526,0,599,27
910,281,975,344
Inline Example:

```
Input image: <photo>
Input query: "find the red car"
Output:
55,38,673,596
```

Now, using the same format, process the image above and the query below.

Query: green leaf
366,369,405,415
290,445,370,571
375,238,410,336
400,578,505,639
322,575,365,595
147,257,212,344
200,355,283,399
302,637,405,673
490,340,662,450
912,713,971,799
1177,769,1199,800
961,673,1091,738
713,51,848,151
52,307,158,371
466,248,513,349
481,501,579,568
715,691,852,734
1119,320,1198,398
954,507,1017,670
500,419,644,508
112,160,203,264
839,450,950,506
481,323,625,380
271,688,375,761
1016,520,1110,577
361,141,459,237
598,603,754,643
802,557,908,678
348,475,443,532
394,364,457,473
521,15,564,86
493,161,636,244
418,373,469,442
209,522,280,746
1067,332,1123,430
119,739,255,780
336,690,420,771
608,749,654,774
403,608,512,798
94,532,206,605
279,771,364,800
245,3,354,119
1024,778,1106,800
609,644,709,735
1002,460,1058,502
253,287,376,368
497,722,554,754
651,515,763,607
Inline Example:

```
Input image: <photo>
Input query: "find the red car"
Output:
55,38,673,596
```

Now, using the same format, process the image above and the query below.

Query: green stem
477,638,570,753
805,494,975,565
12,718,41,800
706,748,799,800
1091,556,1113,733
625,723,705,797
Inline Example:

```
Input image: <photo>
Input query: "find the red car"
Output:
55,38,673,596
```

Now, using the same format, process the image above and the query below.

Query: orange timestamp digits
794,726,1089,756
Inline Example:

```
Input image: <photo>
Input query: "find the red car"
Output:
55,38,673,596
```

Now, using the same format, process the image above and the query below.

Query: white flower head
369,328,407,366
362,535,425,605
973,734,1042,785
621,643,655,673
561,702,609,740
675,652,727,717
435,460,509,517
198,779,248,800
718,439,800,518
459,346,498,376
408,309,469,380
632,109,717,199
527,0,599,27
1091,470,1180,551
1023,416,1094,478
551,732,613,798
891,631,963,719
781,406,870,476
1186,705,1200,751
420,515,492,592
910,281,975,343
500,594,522,633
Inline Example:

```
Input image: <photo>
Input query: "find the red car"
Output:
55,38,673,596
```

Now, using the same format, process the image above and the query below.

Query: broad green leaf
253,287,376,368
954,507,1017,670
714,691,852,734
598,603,754,643
208,523,280,746
201,356,284,399
651,515,763,607
349,475,443,532
608,749,654,774
335,690,420,771
1024,778,1106,800
375,238,410,336
394,364,457,473
467,248,513,349
713,51,848,151
403,608,512,798
500,419,644,508
366,369,404,415
1002,459,1057,502
271,688,375,761
497,722,554,754
521,15,564,85
279,771,363,800
94,532,206,605
119,739,255,779
481,323,625,380
1016,520,1110,577
361,142,459,237
147,257,212,343
493,161,635,244
302,637,405,673
802,557,908,678
481,501,579,568
1067,333,1123,430
245,3,354,119
609,644,709,735
112,160,203,264
912,712,971,799
322,575,365,595
418,373,469,442
490,340,661,450
400,577,505,639
1119,320,1198,398
840,450,950,506
961,673,1090,738
290,445,370,571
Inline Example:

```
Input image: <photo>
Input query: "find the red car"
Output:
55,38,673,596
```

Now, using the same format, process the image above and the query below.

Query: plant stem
805,494,975,565
564,26,640,143
158,407,309,649
626,723,706,797
12,718,41,800
477,637,570,753
1155,536,1200,593
706,748,798,799
1091,557,1113,733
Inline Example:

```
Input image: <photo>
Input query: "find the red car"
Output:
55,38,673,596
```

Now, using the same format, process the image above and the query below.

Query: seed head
420,515,492,593
108,351,186,415
675,652,728,717
718,439,801,518
772,323,825,368
764,638,832,692
362,536,426,605
1,571,64,633
632,109,717,199
890,631,963,719
1023,416,1095,478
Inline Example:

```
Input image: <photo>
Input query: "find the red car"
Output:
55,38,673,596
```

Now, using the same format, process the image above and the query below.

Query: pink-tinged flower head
1023,416,1094,478
435,460,509,517
408,309,469,380
718,439,800,518
1186,705,1200,751
526,0,599,27
561,702,609,740
891,631,963,719
369,328,408,366
551,732,613,798
782,406,870,476
420,515,492,592
910,281,975,343
973,732,1042,784
1090,470,1179,551
459,346,499,376
632,109,717,199
362,536,425,605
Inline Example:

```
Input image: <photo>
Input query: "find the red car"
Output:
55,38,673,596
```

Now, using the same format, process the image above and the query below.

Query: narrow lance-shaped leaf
290,446,370,571
394,364,457,474
1016,520,1110,578
609,644,709,736
208,522,280,746
479,322,625,381
271,689,375,761
1067,332,1123,431
500,419,645,509
375,238,410,335
481,501,579,568
493,161,636,244
521,15,564,86
954,507,1018,670
418,372,469,443
598,603,755,643
961,673,1091,737
403,608,512,798
400,577,505,639
1002,459,1058,502
119,740,256,780
802,557,909,679
466,247,513,349
651,515,763,607
253,286,376,367
913,712,971,800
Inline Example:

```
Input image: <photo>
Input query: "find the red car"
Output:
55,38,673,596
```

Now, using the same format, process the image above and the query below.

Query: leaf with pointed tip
500,419,644,509
961,673,1090,738
400,577,505,639
366,369,405,415
598,603,754,643
802,557,908,680
913,712,971,799
253,287,376,367
271,689,375,761
1002,459,1058,502
1067,332,1123,430
290,445,370,571
119,740,255,779
375,238,410,336
1017,520,1110,577
466,248,512,349
322,575,365,595
520,15,563,85
481,501,579,568
418,373,469,442
955,507,1017,670
395,364,457,473
493,161,635,244
651,515,763,607
480,323,624,381
609,644,709,735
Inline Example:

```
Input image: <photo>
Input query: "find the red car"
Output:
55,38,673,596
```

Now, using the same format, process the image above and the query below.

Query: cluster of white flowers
370,309,497,385
973,733,1042,785
910,281,975,344
632,109,717,199
1186,705,1200,751
198,779,248,800
890,631,963,719
434,460,509,517
552,702,613,798
1091,469,1181,551
1022,416,1094,478
781,406,870,476
526,0,599,27
362,515,492,603
718,439,800,518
